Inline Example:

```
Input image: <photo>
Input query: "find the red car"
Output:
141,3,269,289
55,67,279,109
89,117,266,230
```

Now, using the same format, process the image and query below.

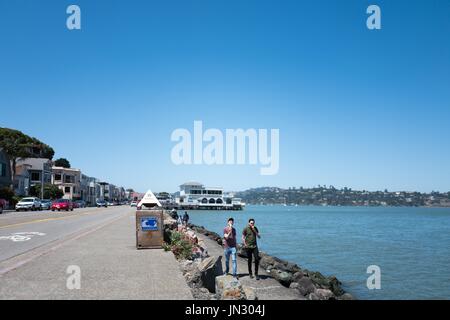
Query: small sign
141,217,158,231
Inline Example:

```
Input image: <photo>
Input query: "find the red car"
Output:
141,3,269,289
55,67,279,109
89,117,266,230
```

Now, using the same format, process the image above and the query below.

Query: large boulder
198,256,223,293
242,286,258,300
308,292,320,300
292,271,304,282
328,276,345,296
215,275,246,300
288,263,302,274
237,245,248,258
289,282,300,290
296,277,317,296
308,271,330,288
270,269,293,287
259,255,276,269
192,287,216,300
315,289,335,300
272,262,293,273
180,260,195,274
339,293,355,300
185,266,203,289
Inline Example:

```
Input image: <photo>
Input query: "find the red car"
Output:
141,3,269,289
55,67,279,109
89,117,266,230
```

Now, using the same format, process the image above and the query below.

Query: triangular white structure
137,190,162,208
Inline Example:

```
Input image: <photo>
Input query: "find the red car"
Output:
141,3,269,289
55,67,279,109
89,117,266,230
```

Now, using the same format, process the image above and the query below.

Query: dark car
74,200,86,208
51,199,74,212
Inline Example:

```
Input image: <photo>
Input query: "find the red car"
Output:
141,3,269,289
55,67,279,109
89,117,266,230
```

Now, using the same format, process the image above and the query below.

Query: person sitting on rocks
223,218,238,278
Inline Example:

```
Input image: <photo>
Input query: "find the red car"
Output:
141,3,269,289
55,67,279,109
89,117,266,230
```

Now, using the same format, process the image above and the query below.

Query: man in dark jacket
242,218,261,280
182,211,190,226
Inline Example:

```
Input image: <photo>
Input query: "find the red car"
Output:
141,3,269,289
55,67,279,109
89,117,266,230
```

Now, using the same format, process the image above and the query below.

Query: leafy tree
0,187,15,202
0,128,54,189
54,158,71,168
29,184,63,200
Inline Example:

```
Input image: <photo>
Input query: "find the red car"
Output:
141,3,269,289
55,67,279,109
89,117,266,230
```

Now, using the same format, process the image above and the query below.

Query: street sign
140,217,158,231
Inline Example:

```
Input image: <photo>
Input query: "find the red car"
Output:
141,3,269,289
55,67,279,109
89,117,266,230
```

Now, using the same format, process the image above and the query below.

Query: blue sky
1,0,449,193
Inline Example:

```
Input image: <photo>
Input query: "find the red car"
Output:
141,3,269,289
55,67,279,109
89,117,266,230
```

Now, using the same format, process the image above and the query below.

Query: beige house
52,166,82,200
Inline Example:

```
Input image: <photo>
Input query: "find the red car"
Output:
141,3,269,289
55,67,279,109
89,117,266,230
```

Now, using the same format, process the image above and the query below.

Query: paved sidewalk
198,234,301,300
0,212,193,300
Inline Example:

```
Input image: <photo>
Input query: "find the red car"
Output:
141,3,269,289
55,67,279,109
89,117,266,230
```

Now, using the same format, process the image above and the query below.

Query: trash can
136,209,164,249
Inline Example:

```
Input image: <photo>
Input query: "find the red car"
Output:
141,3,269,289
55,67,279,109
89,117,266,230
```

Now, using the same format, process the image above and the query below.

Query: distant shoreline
243,204,450,209
235,187,450,208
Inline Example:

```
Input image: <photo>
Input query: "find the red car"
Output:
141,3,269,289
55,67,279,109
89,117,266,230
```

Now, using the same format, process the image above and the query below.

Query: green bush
166,231,195,260
11,195,21,207
0,187,16,208
0,187,14,201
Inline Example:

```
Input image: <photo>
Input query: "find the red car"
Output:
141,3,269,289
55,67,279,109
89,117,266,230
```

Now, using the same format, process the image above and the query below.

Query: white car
130,201,138,207
16,197,42,211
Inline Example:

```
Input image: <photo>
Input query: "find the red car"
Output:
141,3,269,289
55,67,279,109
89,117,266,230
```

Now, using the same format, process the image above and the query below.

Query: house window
31,172,40,181
64,175,74,183
54,174,62,181
65,187,71,193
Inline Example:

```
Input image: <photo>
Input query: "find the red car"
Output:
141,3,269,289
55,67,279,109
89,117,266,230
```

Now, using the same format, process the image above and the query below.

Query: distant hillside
235,186,450,207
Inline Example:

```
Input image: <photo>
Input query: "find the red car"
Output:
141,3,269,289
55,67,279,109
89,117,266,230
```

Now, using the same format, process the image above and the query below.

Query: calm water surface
187,205,450,300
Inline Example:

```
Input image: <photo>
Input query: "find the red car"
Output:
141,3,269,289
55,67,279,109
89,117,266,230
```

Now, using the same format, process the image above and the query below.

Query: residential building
16,158,53,194
0,150,12,189
99,182,113,201
116,187,126,202
52,166,82,200
81,174,101,206
14,161,30,196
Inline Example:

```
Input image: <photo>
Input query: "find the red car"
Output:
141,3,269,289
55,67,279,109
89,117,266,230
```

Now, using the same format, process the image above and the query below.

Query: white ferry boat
174,182,245,211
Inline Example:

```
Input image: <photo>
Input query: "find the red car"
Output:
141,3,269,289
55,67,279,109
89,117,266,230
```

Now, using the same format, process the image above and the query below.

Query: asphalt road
0,206,193,299
0,206,128,263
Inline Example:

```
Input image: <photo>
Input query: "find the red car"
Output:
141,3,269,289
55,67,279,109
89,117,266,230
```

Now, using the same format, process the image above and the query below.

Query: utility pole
41,166,44,199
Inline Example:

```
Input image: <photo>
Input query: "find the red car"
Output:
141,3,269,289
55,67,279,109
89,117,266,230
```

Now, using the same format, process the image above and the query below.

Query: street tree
54,158,71,168
0,128,55,190
30,184,64,200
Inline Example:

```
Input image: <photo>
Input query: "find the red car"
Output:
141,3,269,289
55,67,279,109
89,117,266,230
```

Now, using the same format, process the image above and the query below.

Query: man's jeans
224,247,237,276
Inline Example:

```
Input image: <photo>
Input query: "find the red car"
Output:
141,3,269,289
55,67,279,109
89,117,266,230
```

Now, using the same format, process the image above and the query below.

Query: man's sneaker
233,275,239,280
249,274,254,279
255,275,261,281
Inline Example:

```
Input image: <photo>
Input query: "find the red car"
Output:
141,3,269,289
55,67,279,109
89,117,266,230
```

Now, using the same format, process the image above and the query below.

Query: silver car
16,197,42,211
40,199,52,210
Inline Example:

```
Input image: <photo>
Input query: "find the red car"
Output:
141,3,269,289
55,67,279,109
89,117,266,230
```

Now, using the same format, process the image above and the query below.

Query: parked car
51,199,74,211
96,200,108,208
74,200,86,208
107,201,115,206
130,201,138,207
0,198,8,214
16,197,42,211
40,199,52,210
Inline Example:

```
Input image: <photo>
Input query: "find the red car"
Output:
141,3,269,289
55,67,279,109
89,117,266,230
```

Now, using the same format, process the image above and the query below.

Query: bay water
187,205,450,300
